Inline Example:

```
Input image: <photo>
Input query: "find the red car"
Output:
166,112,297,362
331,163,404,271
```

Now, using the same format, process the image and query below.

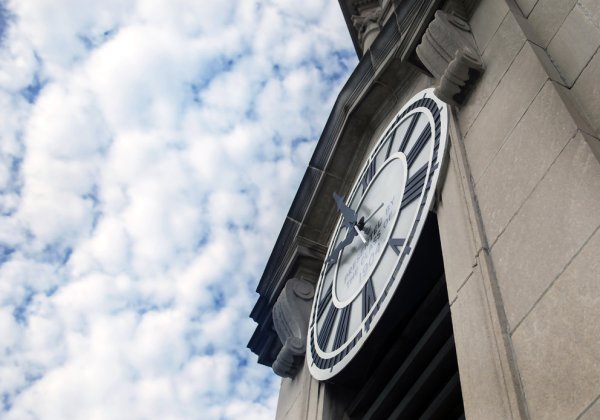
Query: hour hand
333,192,357,225
326,227,357,265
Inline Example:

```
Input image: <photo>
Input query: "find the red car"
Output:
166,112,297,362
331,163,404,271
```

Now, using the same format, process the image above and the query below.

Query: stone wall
439,0,600,418
518,0,600,140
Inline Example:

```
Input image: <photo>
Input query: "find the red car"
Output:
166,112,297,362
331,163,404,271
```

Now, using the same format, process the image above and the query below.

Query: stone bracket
271,278,315,378
416,10,484,106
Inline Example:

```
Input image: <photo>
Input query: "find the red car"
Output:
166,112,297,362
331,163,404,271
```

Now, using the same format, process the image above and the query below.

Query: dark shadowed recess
336,213,465,420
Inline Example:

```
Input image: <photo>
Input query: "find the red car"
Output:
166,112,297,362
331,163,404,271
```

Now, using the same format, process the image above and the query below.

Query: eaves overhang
337,0,363,59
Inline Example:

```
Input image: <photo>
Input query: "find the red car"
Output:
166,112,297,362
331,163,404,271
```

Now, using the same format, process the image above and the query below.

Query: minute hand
363,203,383,225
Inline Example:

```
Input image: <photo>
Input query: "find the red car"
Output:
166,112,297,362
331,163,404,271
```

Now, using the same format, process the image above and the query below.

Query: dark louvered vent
344,214,464,420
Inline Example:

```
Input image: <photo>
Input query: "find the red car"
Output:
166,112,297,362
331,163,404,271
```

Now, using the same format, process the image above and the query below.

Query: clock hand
363,203,384,226
326,226,357,265
333,192,357,226
354,225,367,243
333,192,366,242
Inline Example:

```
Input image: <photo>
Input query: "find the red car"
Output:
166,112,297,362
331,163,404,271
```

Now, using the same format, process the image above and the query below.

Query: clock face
307,88,449,381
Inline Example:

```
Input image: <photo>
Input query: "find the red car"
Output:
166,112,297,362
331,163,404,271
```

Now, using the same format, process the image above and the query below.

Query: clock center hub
333,153,407,306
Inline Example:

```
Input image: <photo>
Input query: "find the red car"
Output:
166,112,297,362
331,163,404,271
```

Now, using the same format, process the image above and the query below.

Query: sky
0,1,356,419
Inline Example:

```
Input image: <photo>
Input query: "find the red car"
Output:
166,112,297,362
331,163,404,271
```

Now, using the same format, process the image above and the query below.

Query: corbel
416,10,484,106
271,278,315,378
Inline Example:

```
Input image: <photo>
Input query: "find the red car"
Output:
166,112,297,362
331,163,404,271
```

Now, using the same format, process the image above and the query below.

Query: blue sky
0,1,355,418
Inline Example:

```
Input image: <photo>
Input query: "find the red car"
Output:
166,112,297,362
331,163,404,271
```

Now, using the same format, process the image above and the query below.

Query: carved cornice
338,0,482,59
351,6,383,52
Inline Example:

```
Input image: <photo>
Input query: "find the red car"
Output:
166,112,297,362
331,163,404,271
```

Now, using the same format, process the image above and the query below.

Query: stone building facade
248,0,600,419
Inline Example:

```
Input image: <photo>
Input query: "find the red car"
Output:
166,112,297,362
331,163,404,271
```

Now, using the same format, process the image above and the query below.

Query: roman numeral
405,125,431,167
388,237,406,256
318,304,338,349
385,131,396,159
333,305,351,349
316,284,333,321
324,259,335,275
401,163,428,210
361,159,377,193
399,113,421,153
362,277,376,320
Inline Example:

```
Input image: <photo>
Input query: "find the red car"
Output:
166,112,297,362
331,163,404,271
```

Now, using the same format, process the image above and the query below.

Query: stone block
475,80,578,244
469,0,509,53
515,0,538,17
582,131,600,163
463,43,547,182
506,0,546,46
511,227,600,420
459,12,526,133
579,0,600,19
572,45,600,137
450,268,512,420
491,133,600,329
527,0,577,47
436,152,477,302
527,41,568,85
553,82,595,136
579,396,600,420
547,3,600,87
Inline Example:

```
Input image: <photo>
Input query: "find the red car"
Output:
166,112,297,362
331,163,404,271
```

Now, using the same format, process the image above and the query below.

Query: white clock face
307,89,449,381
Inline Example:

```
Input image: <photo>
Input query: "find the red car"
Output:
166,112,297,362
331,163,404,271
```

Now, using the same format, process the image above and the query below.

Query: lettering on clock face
334,156,405,305
340,197,395,291
307,89,448,381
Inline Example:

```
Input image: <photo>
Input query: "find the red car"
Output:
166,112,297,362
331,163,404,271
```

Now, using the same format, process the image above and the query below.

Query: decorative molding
416,10,484,106
351,3,383,52
271,278,315,378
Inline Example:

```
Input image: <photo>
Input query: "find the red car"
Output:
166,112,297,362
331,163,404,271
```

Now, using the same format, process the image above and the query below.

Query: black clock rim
307,91,446,380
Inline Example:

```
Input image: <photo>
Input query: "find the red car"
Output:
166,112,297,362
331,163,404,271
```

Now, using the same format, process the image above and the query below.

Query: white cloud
0,0,356,418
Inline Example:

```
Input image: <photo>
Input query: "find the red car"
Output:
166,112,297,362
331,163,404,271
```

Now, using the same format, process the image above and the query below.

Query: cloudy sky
0,1,355,418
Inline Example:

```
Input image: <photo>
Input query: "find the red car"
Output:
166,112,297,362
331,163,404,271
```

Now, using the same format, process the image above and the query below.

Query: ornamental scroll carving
271,278,315,378
351,1,383,52
416,10,484,106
